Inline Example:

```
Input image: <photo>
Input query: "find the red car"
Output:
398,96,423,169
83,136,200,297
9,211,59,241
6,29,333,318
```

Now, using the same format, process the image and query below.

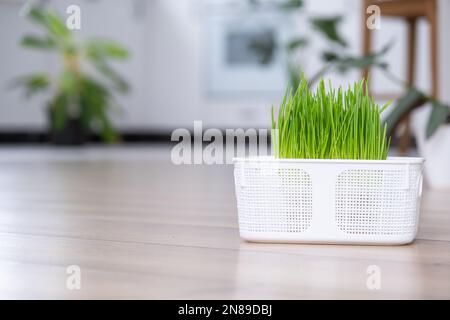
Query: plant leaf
287,64,302,90
322,51,339,62
58,70,79,97
310,16,347,47
97,107,118,143
426,101,450,139
286,37,308,52
384,89,426,136
84,40,129,91
27,6,70,39
80,77,104,128
49,93,69,130
279,0,304,10
336,55,383,71
79,77,119,143
21,35,56,50
45,10,70,38
91,60,129,92
12,73,51,97
27,6,48,26
326,42,391,72
85,39,129,60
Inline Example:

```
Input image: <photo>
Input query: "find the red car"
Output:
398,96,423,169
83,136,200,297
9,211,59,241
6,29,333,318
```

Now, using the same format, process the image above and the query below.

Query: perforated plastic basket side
233,157,424,245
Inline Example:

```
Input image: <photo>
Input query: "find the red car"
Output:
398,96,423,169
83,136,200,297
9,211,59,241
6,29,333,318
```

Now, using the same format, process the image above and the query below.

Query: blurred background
0,0,449,185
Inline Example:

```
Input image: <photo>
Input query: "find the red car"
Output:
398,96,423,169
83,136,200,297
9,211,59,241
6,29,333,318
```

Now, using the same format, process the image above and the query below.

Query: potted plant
14,6,129,144
384,89,450,189
233,76,424,245
409,105,450,189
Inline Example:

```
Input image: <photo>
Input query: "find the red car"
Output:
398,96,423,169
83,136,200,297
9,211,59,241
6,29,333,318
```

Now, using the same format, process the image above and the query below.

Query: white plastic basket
233,157,424,245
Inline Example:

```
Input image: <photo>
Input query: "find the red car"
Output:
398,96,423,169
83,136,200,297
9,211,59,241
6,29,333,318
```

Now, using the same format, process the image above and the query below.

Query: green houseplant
14,6,129,144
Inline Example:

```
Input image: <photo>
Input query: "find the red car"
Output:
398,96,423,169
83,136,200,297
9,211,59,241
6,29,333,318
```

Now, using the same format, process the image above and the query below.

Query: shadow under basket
233,157,424,245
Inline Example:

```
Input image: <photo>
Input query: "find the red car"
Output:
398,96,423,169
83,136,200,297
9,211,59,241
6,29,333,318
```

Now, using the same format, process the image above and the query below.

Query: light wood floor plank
1,233,449,299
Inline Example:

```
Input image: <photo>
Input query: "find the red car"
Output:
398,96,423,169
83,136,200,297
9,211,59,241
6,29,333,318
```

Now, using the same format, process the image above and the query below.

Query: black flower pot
49,116,88,146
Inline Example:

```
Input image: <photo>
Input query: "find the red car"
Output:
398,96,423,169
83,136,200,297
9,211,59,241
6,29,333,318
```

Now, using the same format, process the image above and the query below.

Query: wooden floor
0,146,449,299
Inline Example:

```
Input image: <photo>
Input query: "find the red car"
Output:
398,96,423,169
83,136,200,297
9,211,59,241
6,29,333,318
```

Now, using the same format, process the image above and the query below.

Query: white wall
0,1,50,129
0,0,448,131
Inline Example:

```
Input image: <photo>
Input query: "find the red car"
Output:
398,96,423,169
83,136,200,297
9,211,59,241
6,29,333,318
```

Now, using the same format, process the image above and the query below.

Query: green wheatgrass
271,76,391,160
